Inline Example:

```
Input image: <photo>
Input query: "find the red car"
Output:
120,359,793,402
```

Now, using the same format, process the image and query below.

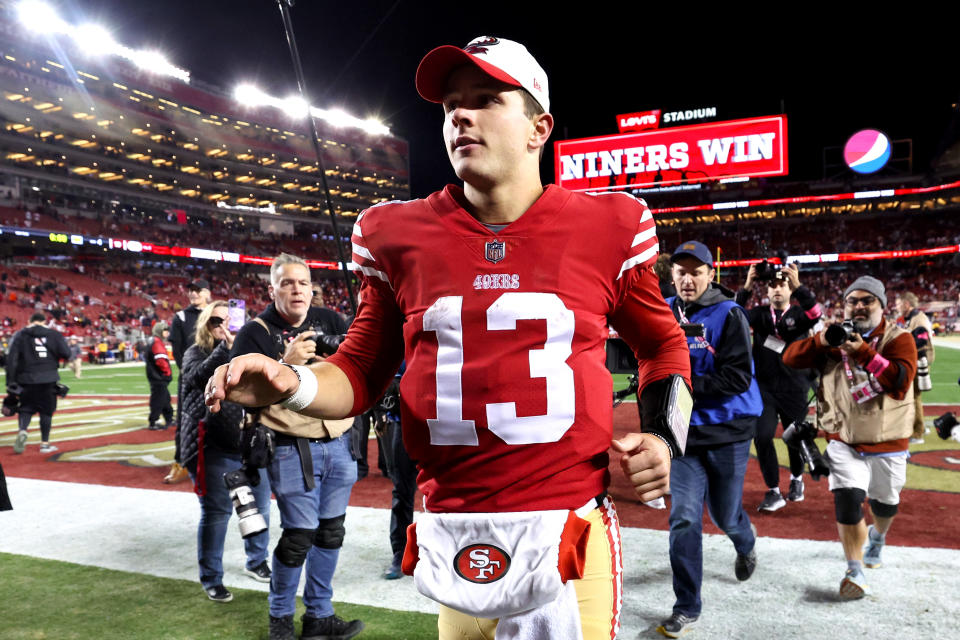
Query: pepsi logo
844,129,891,174
454,544,511,584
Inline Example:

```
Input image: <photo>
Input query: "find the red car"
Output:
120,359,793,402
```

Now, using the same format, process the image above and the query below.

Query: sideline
1,478,958,638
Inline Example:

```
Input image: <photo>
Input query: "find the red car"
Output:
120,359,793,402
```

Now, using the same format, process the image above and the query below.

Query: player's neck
462,175,544,225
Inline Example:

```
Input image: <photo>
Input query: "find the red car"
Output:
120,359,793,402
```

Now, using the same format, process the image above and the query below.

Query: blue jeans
268,434,358,618
194,448,271,589
668,438,755,617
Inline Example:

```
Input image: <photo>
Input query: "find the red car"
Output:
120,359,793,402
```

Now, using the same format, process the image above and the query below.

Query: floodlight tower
275,0,357,317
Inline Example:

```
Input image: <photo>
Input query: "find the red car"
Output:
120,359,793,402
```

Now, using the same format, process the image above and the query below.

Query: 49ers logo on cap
454,544,510,584
464,37,499,55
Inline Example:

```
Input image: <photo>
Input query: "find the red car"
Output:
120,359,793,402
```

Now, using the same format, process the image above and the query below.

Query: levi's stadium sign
555,115,788,191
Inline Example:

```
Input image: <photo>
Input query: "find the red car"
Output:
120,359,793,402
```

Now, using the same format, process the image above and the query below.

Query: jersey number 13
423,292,575,446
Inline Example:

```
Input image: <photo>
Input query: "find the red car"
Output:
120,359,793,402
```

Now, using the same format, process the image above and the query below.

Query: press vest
817,323,914,444
667,296,762,426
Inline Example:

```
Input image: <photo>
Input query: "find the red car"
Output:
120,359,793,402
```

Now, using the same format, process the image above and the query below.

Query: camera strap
676,306,715,356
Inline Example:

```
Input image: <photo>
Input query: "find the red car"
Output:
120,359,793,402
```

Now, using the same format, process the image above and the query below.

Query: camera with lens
2,383,22,417
934,412,959,441
824,320,859,348
754,251,789,283
309,327,346,358
55,382,69,398
223,464,268,539
782,420,829,480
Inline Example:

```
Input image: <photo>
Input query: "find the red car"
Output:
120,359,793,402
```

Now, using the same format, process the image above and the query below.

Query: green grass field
0,552,437,640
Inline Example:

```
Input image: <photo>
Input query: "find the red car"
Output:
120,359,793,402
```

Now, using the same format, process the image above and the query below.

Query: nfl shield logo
485,240,505,264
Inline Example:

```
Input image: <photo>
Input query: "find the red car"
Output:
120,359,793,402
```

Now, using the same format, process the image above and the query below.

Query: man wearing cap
783,275,916,600
164,279,211,488
660,241,761,637
736,262,822,512
208,35,691,640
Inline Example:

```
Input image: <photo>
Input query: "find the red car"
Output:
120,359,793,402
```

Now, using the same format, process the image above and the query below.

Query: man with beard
783,276,916,599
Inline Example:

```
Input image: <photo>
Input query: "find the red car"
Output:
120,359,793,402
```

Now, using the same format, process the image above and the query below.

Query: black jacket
170,304,203,368
735,285,819,397
178,341,245,471
231,303,347,361
5,324,70,385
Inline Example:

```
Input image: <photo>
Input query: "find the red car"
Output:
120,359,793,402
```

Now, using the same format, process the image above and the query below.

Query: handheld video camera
754,251,789,283
782,420,829,480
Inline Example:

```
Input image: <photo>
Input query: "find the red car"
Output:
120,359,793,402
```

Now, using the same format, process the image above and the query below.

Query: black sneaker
657,612,698,638
735,549,757,581
301,614,365,640
244,560,271,583
787,478,805,502
205,584,233,602
147,423,165,430
269,615,295,640
757,489,786,512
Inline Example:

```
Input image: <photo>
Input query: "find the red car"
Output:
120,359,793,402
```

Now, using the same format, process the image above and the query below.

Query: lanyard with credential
676,304,716,356
770,306,783,340
841,335,883,394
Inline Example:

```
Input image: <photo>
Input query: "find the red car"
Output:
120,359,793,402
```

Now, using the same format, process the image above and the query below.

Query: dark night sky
58,1,957,198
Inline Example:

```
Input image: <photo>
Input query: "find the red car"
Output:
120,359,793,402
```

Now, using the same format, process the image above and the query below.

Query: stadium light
233,83,392,136
16,0,190,83
72,24,117,57
16,1,66,34
234,83,270,107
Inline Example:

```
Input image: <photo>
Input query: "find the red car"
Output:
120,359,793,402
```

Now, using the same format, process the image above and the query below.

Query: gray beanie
844,276,887,307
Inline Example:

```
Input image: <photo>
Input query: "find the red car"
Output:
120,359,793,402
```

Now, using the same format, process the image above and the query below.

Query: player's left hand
611,432,671,502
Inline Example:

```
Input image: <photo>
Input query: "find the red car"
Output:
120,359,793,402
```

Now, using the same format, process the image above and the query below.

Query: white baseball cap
415,36,550,113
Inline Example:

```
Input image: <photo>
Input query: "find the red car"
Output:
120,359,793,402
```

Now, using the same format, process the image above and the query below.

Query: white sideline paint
1,477,959,638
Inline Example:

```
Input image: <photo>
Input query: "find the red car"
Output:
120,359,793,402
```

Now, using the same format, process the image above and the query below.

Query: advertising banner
555,115,788,191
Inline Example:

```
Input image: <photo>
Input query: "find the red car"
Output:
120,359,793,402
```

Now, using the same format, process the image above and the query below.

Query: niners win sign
555,115,788,191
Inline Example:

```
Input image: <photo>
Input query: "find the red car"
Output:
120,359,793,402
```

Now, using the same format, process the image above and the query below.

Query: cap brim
670,251,708,265
415,45,522,103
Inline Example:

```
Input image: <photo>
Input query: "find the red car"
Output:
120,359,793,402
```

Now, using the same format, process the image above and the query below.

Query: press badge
763,335,786,354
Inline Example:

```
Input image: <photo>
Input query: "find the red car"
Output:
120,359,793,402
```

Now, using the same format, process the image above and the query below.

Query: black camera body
277,325,346,361
782,420,830,480
934,412,958,440
824,320,858,348
754,259,782,283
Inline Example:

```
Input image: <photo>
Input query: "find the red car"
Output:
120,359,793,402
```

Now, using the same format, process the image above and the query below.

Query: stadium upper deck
0,0,409,243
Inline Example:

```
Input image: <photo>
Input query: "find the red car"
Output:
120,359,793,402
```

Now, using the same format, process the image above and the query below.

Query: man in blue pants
659,241,763,638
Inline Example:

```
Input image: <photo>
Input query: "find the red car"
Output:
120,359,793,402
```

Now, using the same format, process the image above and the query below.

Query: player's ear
528,112,553,153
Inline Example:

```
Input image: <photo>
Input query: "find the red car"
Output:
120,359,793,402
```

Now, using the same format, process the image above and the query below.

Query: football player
208,36,690,640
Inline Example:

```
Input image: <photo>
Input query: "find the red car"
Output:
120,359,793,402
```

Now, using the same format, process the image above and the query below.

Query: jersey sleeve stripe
631,227,657,247
352,242,375,262
355,264,392,287
352,222,363,238
617,243,659,279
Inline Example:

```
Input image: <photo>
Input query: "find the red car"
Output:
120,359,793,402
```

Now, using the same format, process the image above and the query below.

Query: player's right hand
205,353,298,412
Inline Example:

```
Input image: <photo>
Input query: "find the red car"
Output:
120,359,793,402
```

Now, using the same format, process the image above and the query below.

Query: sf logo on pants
455,544,511,583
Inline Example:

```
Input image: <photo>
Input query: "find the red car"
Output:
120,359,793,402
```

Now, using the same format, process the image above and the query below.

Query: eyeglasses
208,316,225,327
844,295,877,308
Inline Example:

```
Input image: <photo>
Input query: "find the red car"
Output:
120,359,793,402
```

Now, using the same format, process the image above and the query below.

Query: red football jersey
327,184,688,512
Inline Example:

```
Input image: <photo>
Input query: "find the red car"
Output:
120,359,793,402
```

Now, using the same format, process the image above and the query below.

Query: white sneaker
40,443,58,453
13,430,28,454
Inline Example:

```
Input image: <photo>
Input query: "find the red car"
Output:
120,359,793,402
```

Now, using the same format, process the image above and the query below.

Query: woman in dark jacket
180,300,271,602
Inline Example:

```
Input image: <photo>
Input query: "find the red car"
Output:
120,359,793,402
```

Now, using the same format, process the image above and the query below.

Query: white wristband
279,364,318,412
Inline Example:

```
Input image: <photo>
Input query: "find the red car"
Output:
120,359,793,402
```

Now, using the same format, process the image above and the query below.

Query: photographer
5,312,70,454
229,253,361,640
662,241,762,634
895,292,934,443
783,276,916,600
180,301,271,603
737,262,822,511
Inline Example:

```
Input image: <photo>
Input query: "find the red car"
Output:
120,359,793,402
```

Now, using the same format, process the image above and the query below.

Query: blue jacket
668,284,761,447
